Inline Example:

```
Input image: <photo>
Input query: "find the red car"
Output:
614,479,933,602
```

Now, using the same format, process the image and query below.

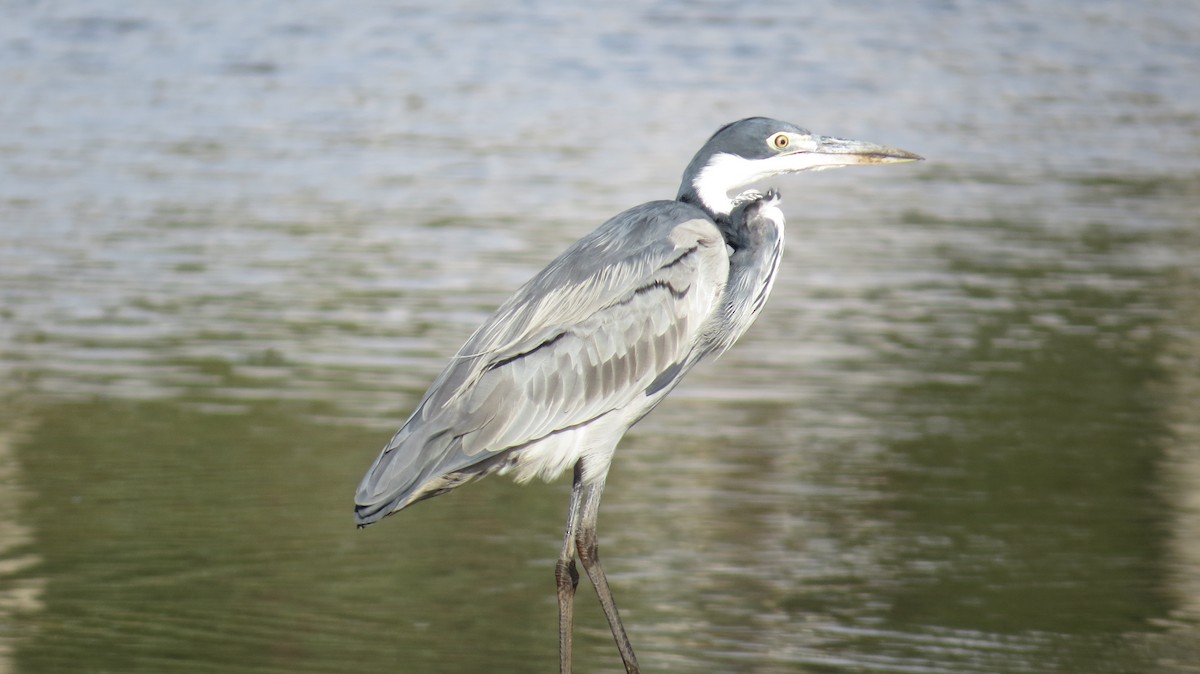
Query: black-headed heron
354,117,922,673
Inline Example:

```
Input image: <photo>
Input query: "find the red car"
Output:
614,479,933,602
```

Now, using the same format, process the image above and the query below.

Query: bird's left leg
556,462,585,674
576,475,640,674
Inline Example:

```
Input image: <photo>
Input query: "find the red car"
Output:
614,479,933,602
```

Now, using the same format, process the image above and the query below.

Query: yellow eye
771,133,790,150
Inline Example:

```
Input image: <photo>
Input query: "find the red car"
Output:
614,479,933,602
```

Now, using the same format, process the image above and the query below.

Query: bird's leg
556,462,585,674
575,476,641,674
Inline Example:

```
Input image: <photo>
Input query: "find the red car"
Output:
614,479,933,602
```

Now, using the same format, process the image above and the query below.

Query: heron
354,117,921,674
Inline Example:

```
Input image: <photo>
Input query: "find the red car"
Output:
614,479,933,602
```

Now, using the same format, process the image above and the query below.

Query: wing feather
355,200,729,520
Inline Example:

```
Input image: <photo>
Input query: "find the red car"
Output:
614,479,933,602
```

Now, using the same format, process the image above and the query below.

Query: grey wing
355,202,730,524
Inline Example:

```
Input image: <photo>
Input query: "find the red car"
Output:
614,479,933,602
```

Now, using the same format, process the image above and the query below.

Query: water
2,1,1199,672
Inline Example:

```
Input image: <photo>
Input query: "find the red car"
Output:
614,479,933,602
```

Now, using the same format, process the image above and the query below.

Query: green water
4,205,1198,671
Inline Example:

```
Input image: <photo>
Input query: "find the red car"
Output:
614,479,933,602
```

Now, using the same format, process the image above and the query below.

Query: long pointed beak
812,135,924,165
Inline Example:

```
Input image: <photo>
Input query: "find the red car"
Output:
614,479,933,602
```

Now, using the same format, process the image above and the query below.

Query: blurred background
2,1,1199,672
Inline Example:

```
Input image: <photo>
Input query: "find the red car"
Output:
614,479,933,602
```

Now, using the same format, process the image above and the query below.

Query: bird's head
677,117,923,216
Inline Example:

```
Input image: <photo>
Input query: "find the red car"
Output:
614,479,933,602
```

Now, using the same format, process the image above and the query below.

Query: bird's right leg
556,462,586,674
575,474,640,674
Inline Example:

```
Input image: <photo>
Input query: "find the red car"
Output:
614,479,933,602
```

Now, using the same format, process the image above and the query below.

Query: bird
354,117,922,674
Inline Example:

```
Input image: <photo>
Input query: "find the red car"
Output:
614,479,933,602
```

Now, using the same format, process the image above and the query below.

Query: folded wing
355,201,729,523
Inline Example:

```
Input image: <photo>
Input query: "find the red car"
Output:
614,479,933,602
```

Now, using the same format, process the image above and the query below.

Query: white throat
692,153,767,216
691,150,853,215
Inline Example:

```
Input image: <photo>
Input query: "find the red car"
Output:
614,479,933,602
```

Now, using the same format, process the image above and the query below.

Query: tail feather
353,423,448,526
353,423,517,527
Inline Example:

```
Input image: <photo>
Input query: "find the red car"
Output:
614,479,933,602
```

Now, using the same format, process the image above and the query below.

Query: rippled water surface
2,1,1200,672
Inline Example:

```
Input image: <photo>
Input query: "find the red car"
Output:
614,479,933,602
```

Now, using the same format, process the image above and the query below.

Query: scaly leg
556,462,585,674
575,475,640,674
